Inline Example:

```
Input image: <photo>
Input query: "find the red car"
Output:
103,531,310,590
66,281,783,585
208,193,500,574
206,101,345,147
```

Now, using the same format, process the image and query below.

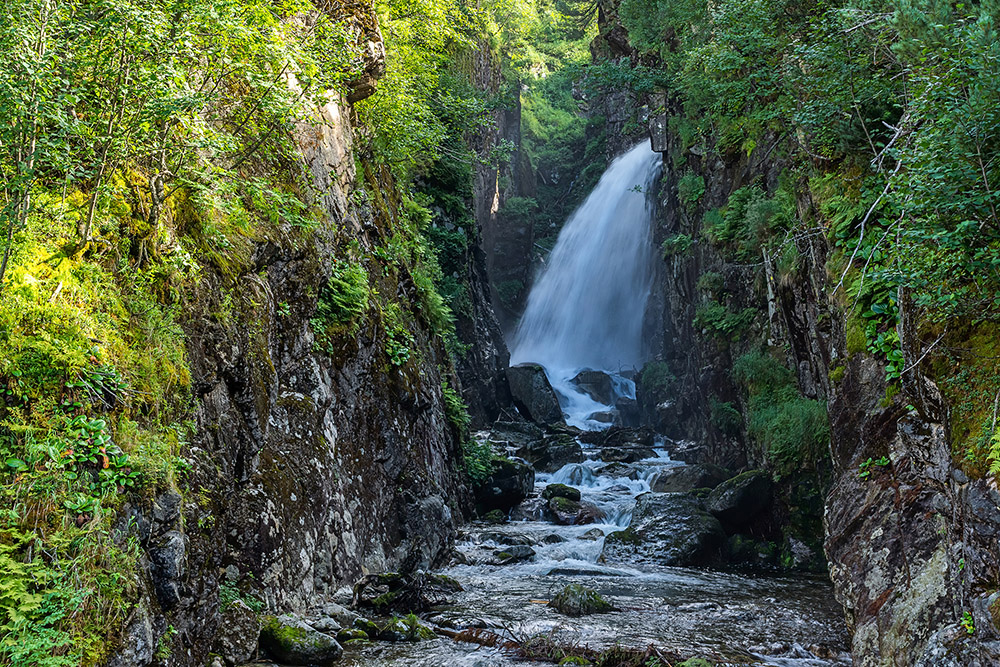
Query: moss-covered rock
259,614,343,666
547,584,617,617
542,483,581,502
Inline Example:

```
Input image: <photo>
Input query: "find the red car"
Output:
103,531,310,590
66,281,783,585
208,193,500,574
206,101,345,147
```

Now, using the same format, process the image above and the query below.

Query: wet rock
215,600,260,666
571,369,616,404
727,535,778,568
426,612,490,630
148,530,186,609
336,628,368,643
676,659,712,667
541,534,567,544
318,602,360,629
598,462,639,479
599,446,656,463
542,483,581,502
580,528,605,540
309,615,342,634
548,583,617,616
481,509,506,523
515,434,584,473
481,531,533,546
475,459,534,513
706,470,773,525
352,572,462,614
496,545,536,563
378,616,435,641
507,363,564,424
550,463,594,485
510,496,549,521
589,410,617,423
603,492,725,566
259,614,343,665
548,496,603,525
614,396,641,427
650,464,731,493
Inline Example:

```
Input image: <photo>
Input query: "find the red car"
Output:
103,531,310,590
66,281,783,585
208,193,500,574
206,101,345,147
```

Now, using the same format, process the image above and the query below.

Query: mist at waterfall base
510,142,661,428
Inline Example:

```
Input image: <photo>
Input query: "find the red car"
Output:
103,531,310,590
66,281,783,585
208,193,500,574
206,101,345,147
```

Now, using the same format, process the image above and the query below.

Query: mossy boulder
650,464,731,493
548,584,617,617
378,615,435,641
542,483,581,502
259,614,343,666
677,659,713,667
548,496,603,525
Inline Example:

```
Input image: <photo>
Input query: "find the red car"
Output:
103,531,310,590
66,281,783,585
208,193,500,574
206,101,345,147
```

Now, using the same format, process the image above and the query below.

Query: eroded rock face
650,464,730,493
826,358,1000,665
507,363,564,424
706,470,773,526
475,459,534,513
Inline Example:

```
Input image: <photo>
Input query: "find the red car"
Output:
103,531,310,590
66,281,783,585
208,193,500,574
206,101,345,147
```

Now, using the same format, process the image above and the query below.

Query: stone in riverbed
599,446,656,463
515,433,584,473
475,459,534,513
650,463,731,493
602,492,725,566
259,614,343,666
542,483,581,502
571,369,616,404
352,572,462,614
548,583,617,616
548,496,603,525
507,363,564,424
496,544,536,563
706,469,773,525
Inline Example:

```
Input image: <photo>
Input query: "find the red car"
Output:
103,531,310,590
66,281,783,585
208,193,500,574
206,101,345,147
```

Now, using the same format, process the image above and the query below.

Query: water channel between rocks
336,444,850,666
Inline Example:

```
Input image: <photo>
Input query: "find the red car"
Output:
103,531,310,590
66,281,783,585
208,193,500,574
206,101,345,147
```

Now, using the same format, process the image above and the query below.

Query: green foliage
695,271,724,295
677,173,706,214
693,302,755,342
733,351,829,477
462,438,497,486
312,260,370,353
703,186,795,262
441,381,471,437
709,399,742,437
661,234,694,258
639,361,674,403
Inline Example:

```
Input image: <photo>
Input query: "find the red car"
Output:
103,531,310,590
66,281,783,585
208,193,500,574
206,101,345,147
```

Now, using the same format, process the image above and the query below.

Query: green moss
845,315,867,356
829,364,846,384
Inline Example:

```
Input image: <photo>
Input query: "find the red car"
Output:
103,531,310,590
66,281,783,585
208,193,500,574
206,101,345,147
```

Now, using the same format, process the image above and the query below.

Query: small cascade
510,142,661,428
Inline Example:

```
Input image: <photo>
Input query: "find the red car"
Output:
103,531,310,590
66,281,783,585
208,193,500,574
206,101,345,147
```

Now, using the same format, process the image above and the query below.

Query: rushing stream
335,143,850,666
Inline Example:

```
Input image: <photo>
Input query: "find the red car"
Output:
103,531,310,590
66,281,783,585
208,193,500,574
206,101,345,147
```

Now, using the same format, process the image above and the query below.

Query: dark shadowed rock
507,363,564,424
542,483,581,502
599,446,656,463
602,492,725,566
515,433,583,473
571,369,616,404
548,496,603,525
496,544,536,563
650,464,731,493
352,572,462,614
548,583,617,616
706,470,773,525
614,396,641,427
260,614,343,666
149,530,186,609
475,459,534,513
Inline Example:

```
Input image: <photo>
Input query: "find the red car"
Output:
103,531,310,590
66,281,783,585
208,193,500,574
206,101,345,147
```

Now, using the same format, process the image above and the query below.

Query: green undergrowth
733,351,830,478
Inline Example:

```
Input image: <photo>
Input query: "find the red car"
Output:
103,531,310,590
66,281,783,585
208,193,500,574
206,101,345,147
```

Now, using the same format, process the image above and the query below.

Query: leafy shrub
312,260,369,344
696,271,724,295
693,302,755,341
703,186,794,262
441,381,470,436
677,172,706,213
640,361,674,402
661,233,694,258
733,351,829,477
710,399,742,437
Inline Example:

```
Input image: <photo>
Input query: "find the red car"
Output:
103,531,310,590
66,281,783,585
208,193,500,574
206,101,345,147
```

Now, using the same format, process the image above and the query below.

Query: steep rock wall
109,7,487,662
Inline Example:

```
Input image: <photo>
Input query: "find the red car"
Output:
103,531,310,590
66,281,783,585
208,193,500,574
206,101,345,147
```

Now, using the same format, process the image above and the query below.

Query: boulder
571,369,616,405
541,483,581,502
548,583,617,616
599,446,656,463
507,363,564,424
515,434,583,473
615,396,641,427
496,544,536,563
475,459,534,513
706,470,773,525
548,496,603,525
352,572,462,614
649,464,731,493
377,616,435,641
589,410,617,423
259,615,343,666
215,600,260,666
602,492,725,566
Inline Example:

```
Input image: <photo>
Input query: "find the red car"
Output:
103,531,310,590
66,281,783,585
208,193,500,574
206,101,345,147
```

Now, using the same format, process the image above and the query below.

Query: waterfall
510,142,661,428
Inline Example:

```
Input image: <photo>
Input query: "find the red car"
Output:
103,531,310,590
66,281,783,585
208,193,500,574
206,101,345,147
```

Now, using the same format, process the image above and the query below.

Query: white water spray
510,142,661,427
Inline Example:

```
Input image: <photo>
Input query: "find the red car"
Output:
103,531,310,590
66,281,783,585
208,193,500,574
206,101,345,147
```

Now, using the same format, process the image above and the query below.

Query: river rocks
603,492,725,566
571,369,616,404
542,483,581,502
548,496,603,525
377,615,435,641
475,459,534,513
496,545,536,563
599,446,656,463
650,463,731,493
352,572,462,614
706,470,773,525
548,583,617,616
215,600,260,666
515,433,584,473
507,363,564,424
259,615,343,666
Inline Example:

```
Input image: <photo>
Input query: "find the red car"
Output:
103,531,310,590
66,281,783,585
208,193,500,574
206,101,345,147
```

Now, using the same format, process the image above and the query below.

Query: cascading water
510,142,661,428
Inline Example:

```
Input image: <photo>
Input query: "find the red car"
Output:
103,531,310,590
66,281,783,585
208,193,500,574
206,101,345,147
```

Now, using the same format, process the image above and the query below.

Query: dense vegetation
616,0,1000,472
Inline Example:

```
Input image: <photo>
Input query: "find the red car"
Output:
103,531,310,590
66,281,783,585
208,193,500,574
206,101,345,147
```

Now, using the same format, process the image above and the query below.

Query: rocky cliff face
109,5,489,663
